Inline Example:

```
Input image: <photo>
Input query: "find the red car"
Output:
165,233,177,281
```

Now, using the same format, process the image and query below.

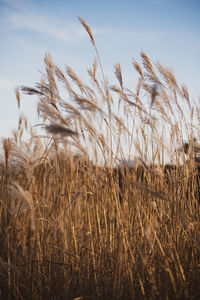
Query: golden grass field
0,18,200,299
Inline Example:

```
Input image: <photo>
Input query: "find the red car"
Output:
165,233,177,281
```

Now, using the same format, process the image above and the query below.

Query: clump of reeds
0,17,200,300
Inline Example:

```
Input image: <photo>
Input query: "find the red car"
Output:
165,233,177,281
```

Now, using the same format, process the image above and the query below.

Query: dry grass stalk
3,138,12,170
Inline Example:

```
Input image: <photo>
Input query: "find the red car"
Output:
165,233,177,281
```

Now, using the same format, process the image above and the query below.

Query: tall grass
0,17,200,299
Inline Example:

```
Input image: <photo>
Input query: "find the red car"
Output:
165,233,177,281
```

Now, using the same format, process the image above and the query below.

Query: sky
0,0,200,142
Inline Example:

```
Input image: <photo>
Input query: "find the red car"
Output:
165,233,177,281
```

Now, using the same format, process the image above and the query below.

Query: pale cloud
1,0,165,50
4,11,88,44
1,0,164,46
92,26,165,45
0,0,88,44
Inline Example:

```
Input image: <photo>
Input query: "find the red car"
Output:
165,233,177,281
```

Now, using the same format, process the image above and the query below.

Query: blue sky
0,0,200,139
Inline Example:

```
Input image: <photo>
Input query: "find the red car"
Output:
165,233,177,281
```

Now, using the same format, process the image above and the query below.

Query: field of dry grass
0,18,200,299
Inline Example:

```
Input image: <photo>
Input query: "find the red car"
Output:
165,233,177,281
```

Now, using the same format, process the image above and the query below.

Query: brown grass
0,17,200,300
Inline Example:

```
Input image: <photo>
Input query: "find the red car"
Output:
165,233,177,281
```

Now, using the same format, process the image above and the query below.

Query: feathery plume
78,16,95,46
45,123,78,137
132,60,143,77
114,62,123,89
